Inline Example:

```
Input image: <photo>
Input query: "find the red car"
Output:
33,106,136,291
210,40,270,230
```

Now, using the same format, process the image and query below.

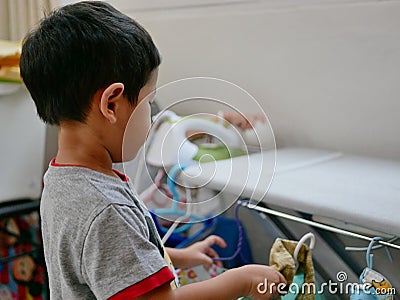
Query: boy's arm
136,265,287,300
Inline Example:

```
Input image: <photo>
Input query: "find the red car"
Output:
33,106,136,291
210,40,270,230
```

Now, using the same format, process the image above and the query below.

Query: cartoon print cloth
269,238,315,300
350,267,394,300
0,212,46,300
177,264,226,286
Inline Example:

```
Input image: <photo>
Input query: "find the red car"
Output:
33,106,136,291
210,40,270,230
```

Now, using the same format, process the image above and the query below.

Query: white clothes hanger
293,232,315,270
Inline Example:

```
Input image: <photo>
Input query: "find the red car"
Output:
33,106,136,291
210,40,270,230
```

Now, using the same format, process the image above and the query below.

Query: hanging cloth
269,238,315,300
350,237,394,300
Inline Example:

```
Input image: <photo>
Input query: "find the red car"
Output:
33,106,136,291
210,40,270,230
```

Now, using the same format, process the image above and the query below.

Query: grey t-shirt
40,162,176,299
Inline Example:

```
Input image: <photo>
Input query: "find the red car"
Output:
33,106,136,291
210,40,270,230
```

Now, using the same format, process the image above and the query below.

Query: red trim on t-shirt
50,158,87,168
50,158,129,182
108,266,175,300
113,169,129,183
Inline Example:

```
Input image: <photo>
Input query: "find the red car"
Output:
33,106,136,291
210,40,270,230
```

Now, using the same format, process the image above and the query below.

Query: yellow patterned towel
269,238,315,300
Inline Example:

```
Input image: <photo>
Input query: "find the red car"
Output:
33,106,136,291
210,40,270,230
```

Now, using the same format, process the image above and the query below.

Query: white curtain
2,0,59,41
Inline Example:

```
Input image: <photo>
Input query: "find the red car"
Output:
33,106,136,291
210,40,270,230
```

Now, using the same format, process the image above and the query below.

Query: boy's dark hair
20,1,161,125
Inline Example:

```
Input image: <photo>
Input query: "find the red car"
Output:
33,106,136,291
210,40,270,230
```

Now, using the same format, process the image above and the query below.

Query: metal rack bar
239,200,400,251
0,199,40,219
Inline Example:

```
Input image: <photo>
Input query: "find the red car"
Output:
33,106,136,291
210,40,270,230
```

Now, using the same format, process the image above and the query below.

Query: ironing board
183,148,400,236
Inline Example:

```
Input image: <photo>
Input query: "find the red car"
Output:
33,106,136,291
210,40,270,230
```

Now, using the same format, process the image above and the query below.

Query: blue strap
167,164,186,208
366,237,382,269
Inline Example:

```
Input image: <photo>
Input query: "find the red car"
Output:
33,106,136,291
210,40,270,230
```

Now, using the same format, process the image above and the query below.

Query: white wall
114,0,400,160
0,0,9,39
0,86,46,202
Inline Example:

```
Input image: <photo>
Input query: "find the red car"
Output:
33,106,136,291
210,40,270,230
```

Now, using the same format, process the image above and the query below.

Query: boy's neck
56,122,119,178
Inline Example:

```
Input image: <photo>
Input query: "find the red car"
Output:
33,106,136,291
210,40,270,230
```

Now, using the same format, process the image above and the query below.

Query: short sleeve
81,204,174,300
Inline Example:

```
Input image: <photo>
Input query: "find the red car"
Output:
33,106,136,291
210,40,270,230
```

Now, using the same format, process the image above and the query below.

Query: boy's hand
166,235,227,270
234,264,287,300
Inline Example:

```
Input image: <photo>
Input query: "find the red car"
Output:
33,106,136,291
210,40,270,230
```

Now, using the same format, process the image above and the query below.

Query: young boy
20,1,286,299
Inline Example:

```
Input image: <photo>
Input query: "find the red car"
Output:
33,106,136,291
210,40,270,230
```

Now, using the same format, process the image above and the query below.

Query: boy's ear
99,82,125,124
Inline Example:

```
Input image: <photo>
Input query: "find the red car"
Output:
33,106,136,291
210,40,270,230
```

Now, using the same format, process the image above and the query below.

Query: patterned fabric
269,238,315,300
350,268,394,300
0,211,47,300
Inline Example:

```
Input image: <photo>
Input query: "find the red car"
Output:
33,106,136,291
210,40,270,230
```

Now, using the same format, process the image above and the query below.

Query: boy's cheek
122,102,151,161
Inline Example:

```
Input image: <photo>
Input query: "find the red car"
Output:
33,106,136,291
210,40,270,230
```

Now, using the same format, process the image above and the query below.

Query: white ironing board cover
183,148,400,235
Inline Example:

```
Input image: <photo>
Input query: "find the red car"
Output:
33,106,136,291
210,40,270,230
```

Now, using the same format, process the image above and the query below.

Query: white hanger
293,232,315,270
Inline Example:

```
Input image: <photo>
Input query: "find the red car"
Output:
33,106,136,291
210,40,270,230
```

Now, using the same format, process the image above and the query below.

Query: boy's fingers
206,247,224,268
204,235,227,248
205,247,220,259
202,255,213,270
213,260,223,268
275,271,288,295
270,291,280,300
277,271,287,285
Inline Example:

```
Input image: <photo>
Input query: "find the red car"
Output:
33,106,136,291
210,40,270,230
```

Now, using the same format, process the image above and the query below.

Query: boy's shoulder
45,163,135,201
41,164,144,226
